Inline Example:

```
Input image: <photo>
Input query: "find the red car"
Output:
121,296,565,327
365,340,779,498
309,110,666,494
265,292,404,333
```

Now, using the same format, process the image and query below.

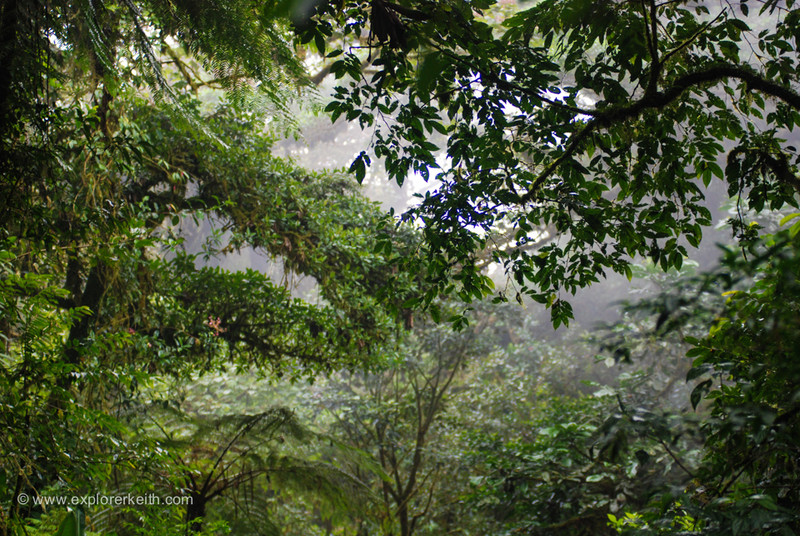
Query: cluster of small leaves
0,243,145,529
462,382,700,536
677,231,800,535
316,0,800,327
591,228,800,534
146,255,390,377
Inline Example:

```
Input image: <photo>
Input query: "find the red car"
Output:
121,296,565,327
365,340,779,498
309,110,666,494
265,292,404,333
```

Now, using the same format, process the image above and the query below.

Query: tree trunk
398,505,410,536
0,0,18,128
186,493,207,533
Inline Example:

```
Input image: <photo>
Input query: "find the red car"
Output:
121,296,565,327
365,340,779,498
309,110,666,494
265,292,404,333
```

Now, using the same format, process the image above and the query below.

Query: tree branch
384,1,430,22
659,10,726,67
519,64,800,203
520,122,596,203
641,0,660,96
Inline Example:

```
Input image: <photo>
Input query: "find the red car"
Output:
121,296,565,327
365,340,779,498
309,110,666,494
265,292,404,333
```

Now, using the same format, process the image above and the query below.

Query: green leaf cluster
315,0,800,327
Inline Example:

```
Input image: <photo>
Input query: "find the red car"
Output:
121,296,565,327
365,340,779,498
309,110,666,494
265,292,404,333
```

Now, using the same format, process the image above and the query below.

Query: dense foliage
2,0,800,535
646,229,800,534
315,0,800,325
0,0,412,533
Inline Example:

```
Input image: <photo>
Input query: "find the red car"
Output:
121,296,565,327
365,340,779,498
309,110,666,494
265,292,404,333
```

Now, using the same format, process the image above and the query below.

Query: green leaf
348,151,370,183
750,494,778,511
686,363,712,381
791,220,800,238
55,509,83,536
315,32,326,55
779,212,800,226
416,52,446,96
691,379,713,410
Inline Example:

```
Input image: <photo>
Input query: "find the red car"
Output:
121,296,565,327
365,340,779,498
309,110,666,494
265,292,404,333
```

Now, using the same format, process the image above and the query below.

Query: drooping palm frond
3,0,310,145
79,0,115,74
144,0,311,128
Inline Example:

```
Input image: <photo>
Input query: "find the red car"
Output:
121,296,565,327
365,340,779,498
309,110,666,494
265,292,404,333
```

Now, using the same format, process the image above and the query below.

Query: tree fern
106,405,377,534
